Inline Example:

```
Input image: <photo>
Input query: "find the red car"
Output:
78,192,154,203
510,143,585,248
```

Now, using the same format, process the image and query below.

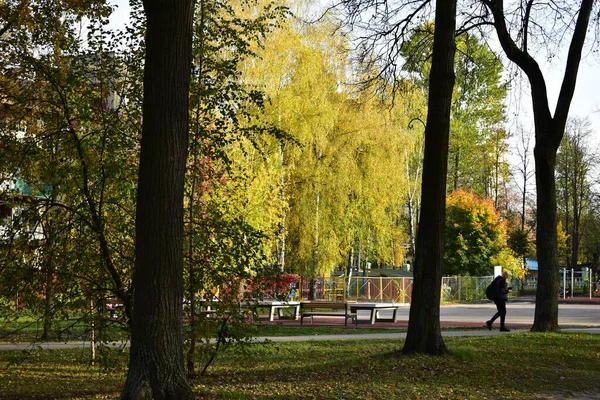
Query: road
438,301,600,327
352,301,600,328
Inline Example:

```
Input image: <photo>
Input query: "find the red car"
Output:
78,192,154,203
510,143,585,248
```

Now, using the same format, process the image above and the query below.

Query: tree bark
533,138,560,331
120,0,195,398
401,0,456,356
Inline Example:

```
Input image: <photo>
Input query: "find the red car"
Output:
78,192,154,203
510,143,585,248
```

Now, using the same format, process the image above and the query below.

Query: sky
107,0,600,138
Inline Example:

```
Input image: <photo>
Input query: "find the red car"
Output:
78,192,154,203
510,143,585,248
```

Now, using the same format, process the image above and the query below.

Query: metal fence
298,275,524,304
299,276,413,304
441,276,494,303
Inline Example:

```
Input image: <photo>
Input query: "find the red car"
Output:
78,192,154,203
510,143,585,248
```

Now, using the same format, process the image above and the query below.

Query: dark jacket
493,275,508,301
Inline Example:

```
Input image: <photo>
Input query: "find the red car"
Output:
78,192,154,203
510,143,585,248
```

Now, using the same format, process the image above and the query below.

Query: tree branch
554,0,594,136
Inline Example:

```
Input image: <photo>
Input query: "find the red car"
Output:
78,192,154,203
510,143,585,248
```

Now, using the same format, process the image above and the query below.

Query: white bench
349,303,402,324
243,300,301,322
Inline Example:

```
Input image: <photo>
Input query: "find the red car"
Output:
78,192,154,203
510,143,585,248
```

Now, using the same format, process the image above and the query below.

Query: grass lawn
0,332,599,399
1,316,402,343
0,314,129,343
251,324,405,336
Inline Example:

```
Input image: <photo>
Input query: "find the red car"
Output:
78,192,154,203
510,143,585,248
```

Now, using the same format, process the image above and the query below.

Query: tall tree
444,190,506,276
402,27,508,199
513,125,535,231
402,0,456,355
120,0,196,398
481,0,595,332
337,0,457,354
183,0,289,376
0,1,137,339
556,117,596,270
580,195,600,268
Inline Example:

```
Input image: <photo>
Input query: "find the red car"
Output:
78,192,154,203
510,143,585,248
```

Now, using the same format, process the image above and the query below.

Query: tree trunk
532,139,560,331
186,145,199,378
564,162,571,268
278,144,287,272
571,158,582,270
120,0,195,398
41,212,56,341
452,150,459,191
401,0,456,356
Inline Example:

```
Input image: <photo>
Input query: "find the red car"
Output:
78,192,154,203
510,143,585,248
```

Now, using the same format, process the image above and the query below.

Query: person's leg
487,300,502,329
498,300,508,330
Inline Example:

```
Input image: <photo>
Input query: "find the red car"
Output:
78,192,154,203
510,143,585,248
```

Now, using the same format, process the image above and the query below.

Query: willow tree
243,8,424,280
242,12,352,280
481,0,595,332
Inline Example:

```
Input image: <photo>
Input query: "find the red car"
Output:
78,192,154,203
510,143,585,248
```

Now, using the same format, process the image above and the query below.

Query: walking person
486,271,511,332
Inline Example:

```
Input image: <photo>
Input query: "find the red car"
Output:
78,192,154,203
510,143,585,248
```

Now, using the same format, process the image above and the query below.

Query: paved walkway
260,301,600,329
251,326,600,343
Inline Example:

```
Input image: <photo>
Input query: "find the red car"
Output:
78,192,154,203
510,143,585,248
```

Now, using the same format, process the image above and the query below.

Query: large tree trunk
532,138,560,331
120,0,195,398
401,0,456,356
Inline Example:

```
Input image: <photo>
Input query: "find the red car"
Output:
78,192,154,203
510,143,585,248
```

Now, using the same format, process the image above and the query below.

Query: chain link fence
441,276,493,303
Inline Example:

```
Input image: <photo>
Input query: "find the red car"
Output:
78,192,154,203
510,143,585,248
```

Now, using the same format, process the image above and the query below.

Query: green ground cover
1,316,402,343
252,324,404,336
0,315,128,343
0,332,598,399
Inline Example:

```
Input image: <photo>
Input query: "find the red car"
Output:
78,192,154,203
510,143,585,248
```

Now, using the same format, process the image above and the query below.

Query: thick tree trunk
120,0,195,398
401,0,456,356
532,139,560,331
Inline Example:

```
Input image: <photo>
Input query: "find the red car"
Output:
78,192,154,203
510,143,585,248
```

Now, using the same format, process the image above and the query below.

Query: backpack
485,278,498,300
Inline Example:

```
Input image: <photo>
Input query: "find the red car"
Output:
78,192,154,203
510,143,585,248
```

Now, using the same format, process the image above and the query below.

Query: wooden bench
300,302,356,326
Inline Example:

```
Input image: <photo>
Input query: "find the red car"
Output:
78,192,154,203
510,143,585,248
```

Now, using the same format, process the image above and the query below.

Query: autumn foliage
444,190,507,276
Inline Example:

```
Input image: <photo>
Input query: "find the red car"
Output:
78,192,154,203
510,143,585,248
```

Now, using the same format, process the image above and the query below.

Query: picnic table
299,301,403,325
349,302,402,324
245,300,301,322
300,301,356,325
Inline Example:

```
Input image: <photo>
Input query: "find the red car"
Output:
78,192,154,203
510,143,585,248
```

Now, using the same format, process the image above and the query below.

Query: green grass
1,315,401,343
0,315,129,343
0,332,599,399
251,324,404,336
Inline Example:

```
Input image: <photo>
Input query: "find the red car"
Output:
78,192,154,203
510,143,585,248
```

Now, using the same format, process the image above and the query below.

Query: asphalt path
1,303,598,350
439,301,600,327
348,301,600,328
